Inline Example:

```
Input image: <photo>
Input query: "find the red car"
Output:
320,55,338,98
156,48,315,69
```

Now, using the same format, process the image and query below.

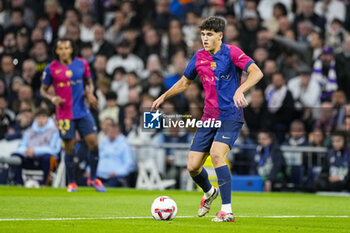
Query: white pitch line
0,216,349,221
239,216,350,218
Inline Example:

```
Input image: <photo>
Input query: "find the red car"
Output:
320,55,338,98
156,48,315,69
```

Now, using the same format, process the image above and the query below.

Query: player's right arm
152,52,198,111
40,65,65,107
151,76,192,111
40,84,65,107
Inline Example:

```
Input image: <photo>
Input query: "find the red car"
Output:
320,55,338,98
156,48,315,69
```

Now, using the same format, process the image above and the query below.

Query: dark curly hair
52,38,77,60
199,16,226,33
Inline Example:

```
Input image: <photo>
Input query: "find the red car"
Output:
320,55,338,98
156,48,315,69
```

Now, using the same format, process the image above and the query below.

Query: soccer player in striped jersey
152,16,263,222
40,38,106,192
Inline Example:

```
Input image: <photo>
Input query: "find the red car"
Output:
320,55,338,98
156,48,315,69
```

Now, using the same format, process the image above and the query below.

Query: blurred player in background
152,16,263,222
40,38,106,192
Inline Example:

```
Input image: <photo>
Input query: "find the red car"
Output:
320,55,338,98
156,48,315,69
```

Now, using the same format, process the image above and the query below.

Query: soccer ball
151,196,177,220
24,179,40,188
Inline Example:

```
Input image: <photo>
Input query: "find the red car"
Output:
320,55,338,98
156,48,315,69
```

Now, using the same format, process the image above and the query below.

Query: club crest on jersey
210,62,217,70
65,70,73,78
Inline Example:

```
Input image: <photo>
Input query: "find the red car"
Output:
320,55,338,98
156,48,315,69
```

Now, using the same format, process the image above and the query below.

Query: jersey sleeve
183,54,198,80
42,65,52,85
82,59,91,79
229,45,255,72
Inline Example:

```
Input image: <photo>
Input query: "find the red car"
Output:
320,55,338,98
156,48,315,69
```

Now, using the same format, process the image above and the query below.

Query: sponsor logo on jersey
65,70,73,78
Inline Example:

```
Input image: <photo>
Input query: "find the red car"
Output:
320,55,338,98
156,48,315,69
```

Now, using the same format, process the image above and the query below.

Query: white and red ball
151,196,177,220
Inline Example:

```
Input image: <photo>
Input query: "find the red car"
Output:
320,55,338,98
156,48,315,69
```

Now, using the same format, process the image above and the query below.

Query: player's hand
264,180,272,192
86,93,98,109
329,176,341,182
109,172,117,178
51,96,65,107
7,128,15,134
151,95,165,111
233,89,248,109
24,147,34,158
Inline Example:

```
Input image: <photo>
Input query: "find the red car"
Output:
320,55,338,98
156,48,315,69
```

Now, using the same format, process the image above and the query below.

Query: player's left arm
233,63,263,109
84,78,98,109
82,58,98,108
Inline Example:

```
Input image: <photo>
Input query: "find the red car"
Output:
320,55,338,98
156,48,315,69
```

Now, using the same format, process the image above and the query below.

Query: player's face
201,30,222,53
35,114,48,127
332,135,344,151
258,132,272,148
290,123,305,140
0,98,6,116
56,41,73,63
107,126,119,141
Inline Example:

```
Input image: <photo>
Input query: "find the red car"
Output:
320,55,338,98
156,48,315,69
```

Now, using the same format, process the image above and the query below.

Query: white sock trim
204,186,214,199
221,204,232,213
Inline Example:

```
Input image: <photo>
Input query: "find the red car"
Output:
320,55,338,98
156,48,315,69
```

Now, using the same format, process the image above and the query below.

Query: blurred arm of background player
85,78,98,109
151,76,192,110
40,84,65,107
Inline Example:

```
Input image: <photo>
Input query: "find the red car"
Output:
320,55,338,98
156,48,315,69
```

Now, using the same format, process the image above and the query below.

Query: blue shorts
58,113,97,140
190,121,243,152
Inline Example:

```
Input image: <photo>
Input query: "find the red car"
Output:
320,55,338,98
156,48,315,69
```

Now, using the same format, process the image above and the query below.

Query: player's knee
187,163,201,176
64,148,75,155
87,141,98,152
63,140,76,155
210,150,224,166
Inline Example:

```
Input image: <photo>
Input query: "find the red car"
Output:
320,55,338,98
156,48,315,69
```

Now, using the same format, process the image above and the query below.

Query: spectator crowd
0,0,349,191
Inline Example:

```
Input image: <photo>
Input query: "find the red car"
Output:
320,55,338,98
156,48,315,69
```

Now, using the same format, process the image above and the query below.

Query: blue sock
191,168,212,193
88,150,99,180
215,165,231,205
64,153,75,184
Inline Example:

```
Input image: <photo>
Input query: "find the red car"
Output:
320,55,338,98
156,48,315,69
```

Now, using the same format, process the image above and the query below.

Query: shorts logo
210,62,216,70
143,110,161,129
222,136,231,139
65,70,73,78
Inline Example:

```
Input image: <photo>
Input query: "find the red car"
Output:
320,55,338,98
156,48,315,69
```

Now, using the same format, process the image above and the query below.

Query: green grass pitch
0,186,349,233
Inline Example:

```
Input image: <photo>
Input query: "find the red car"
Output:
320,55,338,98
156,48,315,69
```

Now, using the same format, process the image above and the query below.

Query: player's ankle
204,186,215,198
221,204,232,213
